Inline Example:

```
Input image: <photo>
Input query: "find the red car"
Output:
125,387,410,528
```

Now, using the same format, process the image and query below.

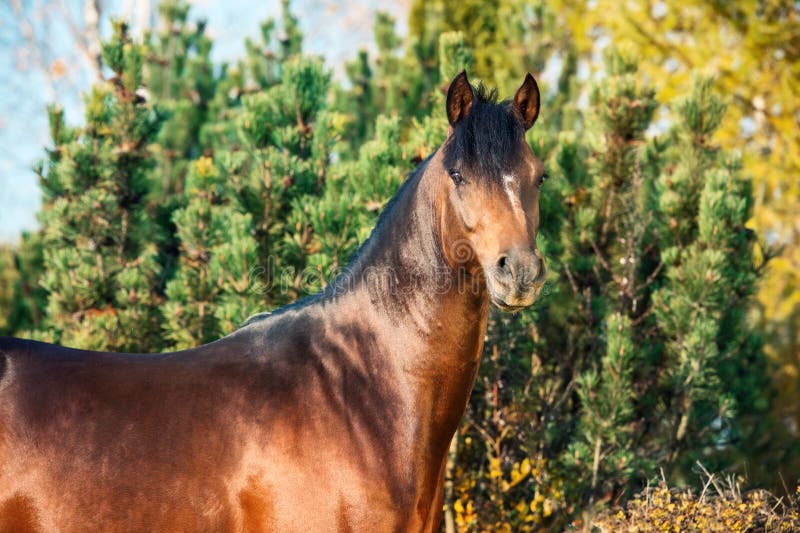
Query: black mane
241,156,433,327
443,83,526,182
322,154,434,293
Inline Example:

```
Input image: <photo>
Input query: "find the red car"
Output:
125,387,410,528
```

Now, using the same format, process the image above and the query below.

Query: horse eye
449,169,465,186
538,171,549,186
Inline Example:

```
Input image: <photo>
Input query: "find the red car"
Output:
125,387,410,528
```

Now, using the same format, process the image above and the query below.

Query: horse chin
492,300,530,313
486,281,538,312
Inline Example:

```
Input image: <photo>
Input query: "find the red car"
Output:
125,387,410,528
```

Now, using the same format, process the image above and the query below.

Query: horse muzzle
485,247,546,312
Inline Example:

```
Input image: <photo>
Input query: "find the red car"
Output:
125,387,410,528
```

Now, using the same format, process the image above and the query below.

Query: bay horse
0,71,547,532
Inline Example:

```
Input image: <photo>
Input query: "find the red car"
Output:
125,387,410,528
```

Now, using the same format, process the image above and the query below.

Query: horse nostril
496,249,545,290
497,255,511,276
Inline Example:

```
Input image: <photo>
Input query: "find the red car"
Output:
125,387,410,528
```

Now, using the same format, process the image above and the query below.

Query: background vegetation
1,0,797,530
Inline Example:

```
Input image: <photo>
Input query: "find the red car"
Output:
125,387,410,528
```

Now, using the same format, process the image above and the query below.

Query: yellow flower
543,499,554,517
488,457,503,479
454,499,464,514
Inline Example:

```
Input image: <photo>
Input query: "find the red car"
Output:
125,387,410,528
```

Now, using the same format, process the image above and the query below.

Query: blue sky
0,0,407,243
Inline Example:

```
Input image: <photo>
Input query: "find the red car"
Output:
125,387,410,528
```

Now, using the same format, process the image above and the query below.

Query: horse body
0,300,485,531
0,71,545,532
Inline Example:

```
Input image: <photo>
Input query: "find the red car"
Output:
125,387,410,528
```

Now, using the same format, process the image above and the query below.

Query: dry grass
592,466,800,532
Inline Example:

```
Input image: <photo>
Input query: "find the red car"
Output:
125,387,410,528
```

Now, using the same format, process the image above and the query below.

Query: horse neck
343,161,490,453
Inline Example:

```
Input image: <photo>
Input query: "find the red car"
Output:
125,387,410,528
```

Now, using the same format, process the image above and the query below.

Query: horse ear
446,70,474,127
513,73,540,130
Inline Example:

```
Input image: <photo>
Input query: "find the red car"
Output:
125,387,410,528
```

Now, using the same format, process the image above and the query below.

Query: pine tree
408,0,576,96
550,0,800,482
336,11,432,152
652,76,769,478
32,22,163,351
161,156,260,348
0,232,46,337
0,246,19,335
145,0,215,200
161,4,343,345
561,47,659,500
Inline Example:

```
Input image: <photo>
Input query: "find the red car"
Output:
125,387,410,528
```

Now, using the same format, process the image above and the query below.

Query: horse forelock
442,85,526,183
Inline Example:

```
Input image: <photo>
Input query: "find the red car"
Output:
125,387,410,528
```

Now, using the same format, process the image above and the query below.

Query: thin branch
57,0,103,81
11,0,56,99
635,260,665,294
562,262,580,295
